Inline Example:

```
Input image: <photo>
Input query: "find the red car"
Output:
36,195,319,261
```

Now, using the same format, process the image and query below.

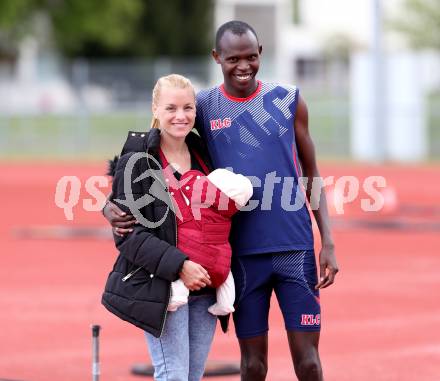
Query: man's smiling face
212,30,262,98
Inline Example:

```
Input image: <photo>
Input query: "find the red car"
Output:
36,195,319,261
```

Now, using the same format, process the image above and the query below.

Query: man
104,20,338,381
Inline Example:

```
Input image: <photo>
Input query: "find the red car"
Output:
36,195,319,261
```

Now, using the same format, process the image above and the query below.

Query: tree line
0,0,214,58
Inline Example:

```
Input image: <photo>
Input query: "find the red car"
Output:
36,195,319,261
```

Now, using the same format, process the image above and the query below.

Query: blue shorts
231,250,321,339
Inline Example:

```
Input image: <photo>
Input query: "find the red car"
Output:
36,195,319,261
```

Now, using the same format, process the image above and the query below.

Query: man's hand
103,201,136,237
315,244,339,289
179,260,212,291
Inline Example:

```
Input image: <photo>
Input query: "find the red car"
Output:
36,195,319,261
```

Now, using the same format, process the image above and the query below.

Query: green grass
1,94,439,162
428,94,440,157
0,112,150,161
307,97,350,157
0,104,352,161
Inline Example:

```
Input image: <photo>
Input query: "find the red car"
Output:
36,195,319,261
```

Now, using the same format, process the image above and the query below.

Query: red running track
0,162,439,381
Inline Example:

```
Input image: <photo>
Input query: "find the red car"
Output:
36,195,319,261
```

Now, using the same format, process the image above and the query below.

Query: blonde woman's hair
150,74,196,129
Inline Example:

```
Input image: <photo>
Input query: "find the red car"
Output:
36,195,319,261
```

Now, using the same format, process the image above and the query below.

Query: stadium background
1,0,439,380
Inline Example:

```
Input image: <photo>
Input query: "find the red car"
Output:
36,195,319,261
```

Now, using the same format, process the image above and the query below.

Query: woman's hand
103,201,136,237
179,260,212,291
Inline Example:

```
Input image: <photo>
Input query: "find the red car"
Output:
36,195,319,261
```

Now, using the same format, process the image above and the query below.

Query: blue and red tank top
195,81,313,256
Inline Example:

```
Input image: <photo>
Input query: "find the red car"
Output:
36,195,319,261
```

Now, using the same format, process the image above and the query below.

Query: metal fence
0,58,439,161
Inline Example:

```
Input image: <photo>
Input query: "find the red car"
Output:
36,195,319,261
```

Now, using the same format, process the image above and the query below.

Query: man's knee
241,355,268,380
296,355,322,380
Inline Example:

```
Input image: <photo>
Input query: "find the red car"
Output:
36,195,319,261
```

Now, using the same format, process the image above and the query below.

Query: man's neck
223,80,259,99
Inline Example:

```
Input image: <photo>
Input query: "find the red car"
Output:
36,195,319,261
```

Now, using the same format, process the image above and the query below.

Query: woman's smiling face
153,86,196,140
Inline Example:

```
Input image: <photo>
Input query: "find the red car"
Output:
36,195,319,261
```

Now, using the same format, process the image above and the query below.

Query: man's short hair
215,20,259,52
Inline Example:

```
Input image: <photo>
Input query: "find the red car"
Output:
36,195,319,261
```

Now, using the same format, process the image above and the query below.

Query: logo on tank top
210,118,231,131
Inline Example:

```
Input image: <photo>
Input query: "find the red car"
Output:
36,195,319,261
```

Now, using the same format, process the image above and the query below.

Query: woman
102,74,219,381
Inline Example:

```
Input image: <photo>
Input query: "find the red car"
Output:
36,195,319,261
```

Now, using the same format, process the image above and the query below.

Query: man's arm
294,95,339,289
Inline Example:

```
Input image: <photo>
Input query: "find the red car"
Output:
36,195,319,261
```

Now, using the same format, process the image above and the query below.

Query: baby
167,168,253,315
